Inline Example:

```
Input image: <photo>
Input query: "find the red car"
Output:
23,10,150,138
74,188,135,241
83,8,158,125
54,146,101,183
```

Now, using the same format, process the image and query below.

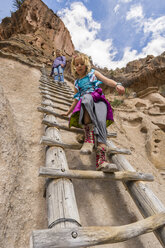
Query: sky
0,0,165,69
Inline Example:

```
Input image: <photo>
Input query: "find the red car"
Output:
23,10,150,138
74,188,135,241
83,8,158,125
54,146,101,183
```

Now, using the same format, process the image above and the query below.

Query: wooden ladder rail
107,142,165,246
31,67,165,248
30,67,81,247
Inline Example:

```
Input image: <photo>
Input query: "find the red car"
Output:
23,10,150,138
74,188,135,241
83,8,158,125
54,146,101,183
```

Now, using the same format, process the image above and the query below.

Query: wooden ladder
30,66,165,248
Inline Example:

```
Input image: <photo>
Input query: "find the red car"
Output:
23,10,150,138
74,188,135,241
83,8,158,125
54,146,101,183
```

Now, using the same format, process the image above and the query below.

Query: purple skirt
69,88,114,128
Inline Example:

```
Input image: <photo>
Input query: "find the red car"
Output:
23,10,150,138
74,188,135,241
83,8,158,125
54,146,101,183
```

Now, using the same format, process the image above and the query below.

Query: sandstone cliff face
0,0,74,66
106,53,165,94
0,57,165,248
0,2,165,248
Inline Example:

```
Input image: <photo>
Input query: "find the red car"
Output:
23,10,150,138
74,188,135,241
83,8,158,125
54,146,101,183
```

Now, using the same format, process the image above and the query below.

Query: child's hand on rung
61,112,69,116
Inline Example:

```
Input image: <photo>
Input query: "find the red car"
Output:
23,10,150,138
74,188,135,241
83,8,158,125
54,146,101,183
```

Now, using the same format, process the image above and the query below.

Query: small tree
12,0,25,11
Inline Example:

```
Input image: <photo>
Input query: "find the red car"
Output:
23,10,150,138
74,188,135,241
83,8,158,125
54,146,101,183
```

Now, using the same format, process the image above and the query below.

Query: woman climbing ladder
62,53,125,172
50,49,66,83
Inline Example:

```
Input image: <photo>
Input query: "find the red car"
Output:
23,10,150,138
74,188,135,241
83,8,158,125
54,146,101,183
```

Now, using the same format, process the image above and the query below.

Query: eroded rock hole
140,127,148,133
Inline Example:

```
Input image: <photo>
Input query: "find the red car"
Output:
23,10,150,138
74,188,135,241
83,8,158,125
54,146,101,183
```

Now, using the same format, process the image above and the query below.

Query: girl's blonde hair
71,52,91,78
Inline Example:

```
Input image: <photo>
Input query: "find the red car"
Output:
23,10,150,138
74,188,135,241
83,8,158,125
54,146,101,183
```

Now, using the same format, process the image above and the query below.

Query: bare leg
80,109,94,155
83,109,92,124
98,142,106,148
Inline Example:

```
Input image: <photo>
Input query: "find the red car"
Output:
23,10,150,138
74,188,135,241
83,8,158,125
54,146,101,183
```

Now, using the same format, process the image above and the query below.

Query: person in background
62,52,125,172
50,49,66,83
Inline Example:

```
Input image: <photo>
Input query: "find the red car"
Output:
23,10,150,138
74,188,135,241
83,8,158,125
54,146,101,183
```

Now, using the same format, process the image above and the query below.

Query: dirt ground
0,57,165,248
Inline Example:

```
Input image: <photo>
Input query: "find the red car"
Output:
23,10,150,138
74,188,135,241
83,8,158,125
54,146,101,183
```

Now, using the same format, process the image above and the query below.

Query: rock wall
0,3,165,247
0,58,46,248
0,0,74,64
0,56,165,248
106,53,165,94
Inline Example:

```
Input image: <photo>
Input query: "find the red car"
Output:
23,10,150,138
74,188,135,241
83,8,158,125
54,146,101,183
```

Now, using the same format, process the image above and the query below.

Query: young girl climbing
62,53,125,171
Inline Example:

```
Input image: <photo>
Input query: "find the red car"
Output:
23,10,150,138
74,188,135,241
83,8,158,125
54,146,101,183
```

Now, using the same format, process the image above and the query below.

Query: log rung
39,86,73,99
41,137,131,155
42,95,72,106
40,136,82,149
39,167,154,181
107,148,131,155
49,79,71,89
41,91,73,103
31,212,165,248
39,83,74,96
38,106,69,120
41,101,68,112
42,118,117,138
39,84,74,96
40,80,74,93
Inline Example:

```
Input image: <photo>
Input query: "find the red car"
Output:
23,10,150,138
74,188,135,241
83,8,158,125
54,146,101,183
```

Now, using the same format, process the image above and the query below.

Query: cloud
58,1,165,70
58,2,117,68
122,36,165,64
126,5,165,38
124,4,165,65
112,47,138,68
58,2,100,37
143,16,165,37
58,1,140,69
110,35,165,69
120,0,132,2
83,39,117,68
126,5,165,57
114,4,120,14
126,4,144,20
141,36,165,56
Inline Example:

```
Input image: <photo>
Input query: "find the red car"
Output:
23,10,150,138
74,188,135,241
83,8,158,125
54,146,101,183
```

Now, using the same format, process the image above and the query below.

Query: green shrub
111,98,123,107
12,0,25,11
159,84,165,96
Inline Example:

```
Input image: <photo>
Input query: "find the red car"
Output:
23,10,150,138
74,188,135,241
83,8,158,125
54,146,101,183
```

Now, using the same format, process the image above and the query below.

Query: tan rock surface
103,53,165,95
0,1,165,247
0,58,47,248
0,0,74,66
0,57,165,248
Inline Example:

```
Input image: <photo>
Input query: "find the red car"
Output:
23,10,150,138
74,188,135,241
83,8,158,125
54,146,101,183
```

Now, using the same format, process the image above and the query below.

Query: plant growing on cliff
111,98,123,107
12,0,25,10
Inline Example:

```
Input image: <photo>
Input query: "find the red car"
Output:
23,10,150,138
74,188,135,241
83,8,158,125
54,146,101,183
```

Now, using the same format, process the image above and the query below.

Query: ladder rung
42,119,117,138
40,83,74,95
40,80,74,93
41,101,68,112
49,79,72,89
42,95,72,106
39,86,73,99
31,212,165,248
40,136,82,150
108,148,131,155
39,83,74,96
39,167,154,181
40,90,73,103
42,119,83,134
38,107,69,120
41,137,131,155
